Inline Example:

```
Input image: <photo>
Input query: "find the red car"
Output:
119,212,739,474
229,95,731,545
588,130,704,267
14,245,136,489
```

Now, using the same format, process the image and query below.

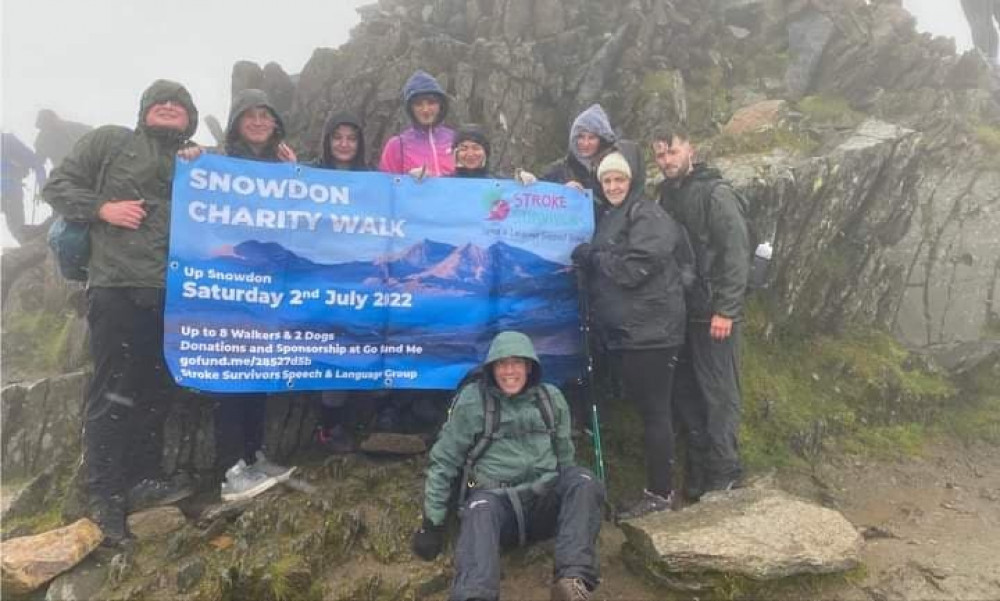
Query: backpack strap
457,380,499,505
534,384,561,468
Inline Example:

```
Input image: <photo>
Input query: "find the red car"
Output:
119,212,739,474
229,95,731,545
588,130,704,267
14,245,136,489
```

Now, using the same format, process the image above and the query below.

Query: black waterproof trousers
450,466,605,601
614,346,681,497
213,394,267,476
84,287,171,507
672,321,743,498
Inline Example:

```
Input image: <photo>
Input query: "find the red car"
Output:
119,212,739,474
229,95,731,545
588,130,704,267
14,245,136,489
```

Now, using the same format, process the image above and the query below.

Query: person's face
653,137,694,180
492,357,530,396
601,171,631,206
144,100,189,132
238,107,277,147
411,95,442,126
329,124,360,165
455,140,486,169
575,131,601,158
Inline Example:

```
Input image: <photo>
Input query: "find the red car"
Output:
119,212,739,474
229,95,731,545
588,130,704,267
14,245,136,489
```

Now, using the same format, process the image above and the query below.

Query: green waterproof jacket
43,80,198,288
422,332,575,526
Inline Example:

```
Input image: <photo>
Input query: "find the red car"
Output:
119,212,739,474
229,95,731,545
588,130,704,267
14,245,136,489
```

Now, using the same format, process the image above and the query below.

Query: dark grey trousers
672,320,743,498
450,466,605,601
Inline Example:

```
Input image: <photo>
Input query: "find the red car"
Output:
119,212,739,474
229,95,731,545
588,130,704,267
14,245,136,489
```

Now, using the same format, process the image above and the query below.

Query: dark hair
650,126,690,146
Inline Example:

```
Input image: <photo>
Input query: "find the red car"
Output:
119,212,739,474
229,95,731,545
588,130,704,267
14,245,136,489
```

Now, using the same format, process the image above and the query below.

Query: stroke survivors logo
483,189,570,222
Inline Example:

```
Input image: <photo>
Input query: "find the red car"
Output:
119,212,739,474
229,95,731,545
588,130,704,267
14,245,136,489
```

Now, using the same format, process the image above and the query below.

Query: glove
571,243,594,268
408,165,428,182
411,517,445,561
514,168,538,185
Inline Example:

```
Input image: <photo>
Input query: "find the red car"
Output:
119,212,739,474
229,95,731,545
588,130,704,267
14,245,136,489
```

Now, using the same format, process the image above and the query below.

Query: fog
0,0,977,247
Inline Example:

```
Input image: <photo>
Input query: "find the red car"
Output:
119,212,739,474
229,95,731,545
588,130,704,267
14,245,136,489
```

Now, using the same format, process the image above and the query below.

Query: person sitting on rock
571,150,689,520
180,89,298,500
378,69,456,179
43,80,201,546
411,331,606,601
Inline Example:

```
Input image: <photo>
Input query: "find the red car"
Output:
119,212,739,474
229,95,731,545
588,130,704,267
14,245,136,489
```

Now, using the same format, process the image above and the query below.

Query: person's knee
560,467,606,500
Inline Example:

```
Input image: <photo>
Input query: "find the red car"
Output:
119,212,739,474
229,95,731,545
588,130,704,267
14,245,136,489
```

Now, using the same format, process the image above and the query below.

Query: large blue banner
164,154,594,393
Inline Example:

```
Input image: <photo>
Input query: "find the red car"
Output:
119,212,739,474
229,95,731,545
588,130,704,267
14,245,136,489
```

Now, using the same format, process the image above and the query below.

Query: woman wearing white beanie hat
571,144,692,521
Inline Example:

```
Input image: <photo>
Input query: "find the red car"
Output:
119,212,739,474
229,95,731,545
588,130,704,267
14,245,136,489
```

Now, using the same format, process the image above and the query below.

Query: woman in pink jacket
379,70,455,178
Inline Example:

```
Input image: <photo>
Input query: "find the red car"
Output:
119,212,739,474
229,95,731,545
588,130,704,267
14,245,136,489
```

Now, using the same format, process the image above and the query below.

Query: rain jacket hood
568,104,616,164
319,111,367,170
403,70,449,126
483,331,542,391
137,79,198,140
224,89,285,159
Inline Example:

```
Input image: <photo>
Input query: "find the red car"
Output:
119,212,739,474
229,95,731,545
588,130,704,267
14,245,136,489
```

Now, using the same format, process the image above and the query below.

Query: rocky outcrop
620,488,863,582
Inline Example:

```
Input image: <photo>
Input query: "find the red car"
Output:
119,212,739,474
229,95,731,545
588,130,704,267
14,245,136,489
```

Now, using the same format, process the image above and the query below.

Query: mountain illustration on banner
208,239,571,294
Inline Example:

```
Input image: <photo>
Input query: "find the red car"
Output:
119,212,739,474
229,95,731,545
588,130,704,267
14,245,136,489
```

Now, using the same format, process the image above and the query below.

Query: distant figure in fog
34,109,92,170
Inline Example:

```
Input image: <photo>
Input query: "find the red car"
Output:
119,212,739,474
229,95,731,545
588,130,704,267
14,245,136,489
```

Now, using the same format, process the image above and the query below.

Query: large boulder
620,488,863,581
1,518,103,595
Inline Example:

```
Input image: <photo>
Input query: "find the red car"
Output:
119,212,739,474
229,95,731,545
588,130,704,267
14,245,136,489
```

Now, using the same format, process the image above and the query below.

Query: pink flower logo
486,198,511,221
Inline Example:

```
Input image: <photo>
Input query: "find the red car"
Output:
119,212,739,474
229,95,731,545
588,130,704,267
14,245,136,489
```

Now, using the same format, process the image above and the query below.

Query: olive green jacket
43,80,198,288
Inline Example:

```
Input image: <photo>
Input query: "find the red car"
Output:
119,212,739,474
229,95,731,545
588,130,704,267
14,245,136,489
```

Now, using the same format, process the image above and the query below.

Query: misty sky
0,0,977,246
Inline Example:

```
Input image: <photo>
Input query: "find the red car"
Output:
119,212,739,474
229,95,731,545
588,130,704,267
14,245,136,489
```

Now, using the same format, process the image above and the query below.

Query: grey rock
785,10,835,98
44,555,108,601
126,506,187,540
175,557,205,593
620,488,863,580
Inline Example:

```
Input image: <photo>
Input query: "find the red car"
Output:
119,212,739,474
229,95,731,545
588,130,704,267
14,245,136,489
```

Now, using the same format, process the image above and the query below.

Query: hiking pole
575,266,606,482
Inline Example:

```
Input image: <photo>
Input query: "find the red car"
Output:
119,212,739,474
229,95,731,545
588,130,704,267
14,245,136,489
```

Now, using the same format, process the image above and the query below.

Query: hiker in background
312,111,371,453
34,109,92,171
653,126,750,502
571,149,689,520
43,80,200,546
412,331,605,601
1,133,47,243
378,69,455,179
179,89,298,500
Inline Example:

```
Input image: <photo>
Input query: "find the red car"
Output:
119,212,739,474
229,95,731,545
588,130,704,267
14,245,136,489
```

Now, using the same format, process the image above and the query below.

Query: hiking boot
550,577,591,601
616,489,674,522
92,494,130,547
252,451,296,482
220,459,279,502
316,424,355,454
127,473,195,512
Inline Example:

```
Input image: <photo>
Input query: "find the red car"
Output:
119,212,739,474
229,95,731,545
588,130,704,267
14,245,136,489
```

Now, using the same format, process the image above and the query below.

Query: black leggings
614,346,681,497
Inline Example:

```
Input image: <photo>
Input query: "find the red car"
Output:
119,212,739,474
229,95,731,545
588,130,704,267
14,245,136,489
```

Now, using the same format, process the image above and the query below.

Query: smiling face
328,124,360,166
492,357,530,396
600,171,631,206
237,106,277,149
410,94,442,127
144,100,190,132
455,140,487,169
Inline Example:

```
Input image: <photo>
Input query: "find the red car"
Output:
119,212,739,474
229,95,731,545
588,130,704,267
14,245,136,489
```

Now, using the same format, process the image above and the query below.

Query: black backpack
448,366,559,506
703,181,769,292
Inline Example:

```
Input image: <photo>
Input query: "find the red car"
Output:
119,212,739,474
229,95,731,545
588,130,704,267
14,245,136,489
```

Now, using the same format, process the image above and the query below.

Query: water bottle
750,241,772,290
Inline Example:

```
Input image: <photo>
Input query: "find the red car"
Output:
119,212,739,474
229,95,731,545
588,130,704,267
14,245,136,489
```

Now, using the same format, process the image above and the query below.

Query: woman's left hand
277,142,297,163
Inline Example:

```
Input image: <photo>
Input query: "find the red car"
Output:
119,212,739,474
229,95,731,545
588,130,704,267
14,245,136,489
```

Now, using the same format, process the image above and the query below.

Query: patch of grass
707,127,819,158
797,95,865,127
1,309,76,380
973,124,1000,153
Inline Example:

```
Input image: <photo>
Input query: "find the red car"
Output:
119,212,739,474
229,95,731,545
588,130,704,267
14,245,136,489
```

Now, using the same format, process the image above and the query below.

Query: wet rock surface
620,488,863,581
1,518,102,595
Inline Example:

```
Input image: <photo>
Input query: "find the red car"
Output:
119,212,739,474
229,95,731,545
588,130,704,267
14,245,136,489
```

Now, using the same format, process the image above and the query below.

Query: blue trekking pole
576,267,606,482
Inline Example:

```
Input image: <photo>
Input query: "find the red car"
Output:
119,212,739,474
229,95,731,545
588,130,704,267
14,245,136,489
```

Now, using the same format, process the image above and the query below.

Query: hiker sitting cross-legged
412,331,606,601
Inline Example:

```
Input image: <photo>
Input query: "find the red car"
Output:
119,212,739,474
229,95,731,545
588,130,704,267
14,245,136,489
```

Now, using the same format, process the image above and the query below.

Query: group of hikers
40,67,751,601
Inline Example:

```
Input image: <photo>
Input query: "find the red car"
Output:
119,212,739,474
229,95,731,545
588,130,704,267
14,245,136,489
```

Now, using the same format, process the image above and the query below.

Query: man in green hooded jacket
44,80,199,546
412,331,605,601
